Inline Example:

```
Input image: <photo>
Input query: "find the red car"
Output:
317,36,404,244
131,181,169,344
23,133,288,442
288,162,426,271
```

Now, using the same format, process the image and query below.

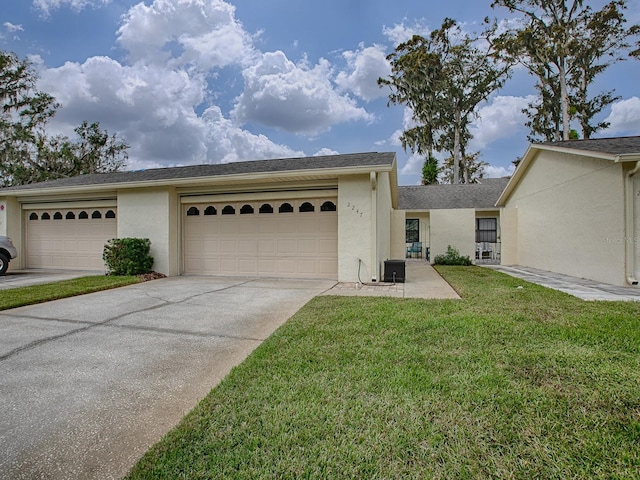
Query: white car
0,236,18,275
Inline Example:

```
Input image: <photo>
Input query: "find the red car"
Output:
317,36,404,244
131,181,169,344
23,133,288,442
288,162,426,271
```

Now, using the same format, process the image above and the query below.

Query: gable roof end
496,136,640,206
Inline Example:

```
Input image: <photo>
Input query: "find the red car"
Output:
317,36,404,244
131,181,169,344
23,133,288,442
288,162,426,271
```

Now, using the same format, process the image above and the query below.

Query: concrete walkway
322,261,460,299
485,265,640,301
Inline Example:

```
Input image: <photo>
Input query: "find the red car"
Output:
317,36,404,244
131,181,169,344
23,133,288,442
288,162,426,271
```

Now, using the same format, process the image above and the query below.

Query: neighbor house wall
117,187,179,276
0,196,22,270
505,150,626,286
338,175,373,282
430,209,475,263
634,170,640,281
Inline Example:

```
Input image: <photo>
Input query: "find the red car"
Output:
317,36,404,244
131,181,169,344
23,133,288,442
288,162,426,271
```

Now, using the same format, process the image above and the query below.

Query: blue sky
2,0,639,185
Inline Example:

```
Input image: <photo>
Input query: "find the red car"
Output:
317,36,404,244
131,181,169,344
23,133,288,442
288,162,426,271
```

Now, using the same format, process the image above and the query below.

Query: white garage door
25,208,117,270
183,198,338,279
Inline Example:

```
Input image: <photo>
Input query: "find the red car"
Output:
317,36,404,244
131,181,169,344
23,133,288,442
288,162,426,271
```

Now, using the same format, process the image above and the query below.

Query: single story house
0,153,398,283
1,136,638,288
497,136,640,287
396,177,510,264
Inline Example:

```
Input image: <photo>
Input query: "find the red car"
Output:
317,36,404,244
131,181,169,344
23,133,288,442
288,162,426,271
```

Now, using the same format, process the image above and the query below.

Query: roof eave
0,163,395,198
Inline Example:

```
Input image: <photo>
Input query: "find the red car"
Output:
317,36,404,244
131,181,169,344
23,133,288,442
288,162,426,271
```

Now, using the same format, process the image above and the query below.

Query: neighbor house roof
497,136,640,206
398,177,510,210
0,152,398,204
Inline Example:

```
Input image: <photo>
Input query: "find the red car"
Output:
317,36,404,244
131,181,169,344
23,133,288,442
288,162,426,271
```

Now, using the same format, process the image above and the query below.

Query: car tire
0,253,8,275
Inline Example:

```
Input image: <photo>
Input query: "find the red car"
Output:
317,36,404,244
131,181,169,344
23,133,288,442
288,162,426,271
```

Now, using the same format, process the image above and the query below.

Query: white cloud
382,21,431,45
484,164,515,178
335,44,391,101
232,51,374,135
3,22,24,33
603,97,640,135
314,148,340,156
116,0,256,69
33,0,110,16
469,95,534,150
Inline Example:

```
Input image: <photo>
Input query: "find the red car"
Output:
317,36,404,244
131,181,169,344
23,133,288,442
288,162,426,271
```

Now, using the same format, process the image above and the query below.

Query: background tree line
379,0,640,184
0,51,128,188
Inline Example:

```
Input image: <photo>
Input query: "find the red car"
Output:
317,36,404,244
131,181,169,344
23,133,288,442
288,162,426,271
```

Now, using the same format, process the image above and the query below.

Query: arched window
240,204,254,214
320,201,337,212
92,210,102,219
279,202,294,213
29,212,38,220
259,203,274,214
222,205,235,215
66,211,76,219
41,212,51,220
187,206,200,216
53,212,63,220
105,210,116,219
204,206,217,216
299,202,315,212
79,211,89,219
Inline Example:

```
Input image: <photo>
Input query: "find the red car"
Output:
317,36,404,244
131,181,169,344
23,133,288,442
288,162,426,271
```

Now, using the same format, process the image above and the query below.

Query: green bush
103,238,154,275
433,245,472,266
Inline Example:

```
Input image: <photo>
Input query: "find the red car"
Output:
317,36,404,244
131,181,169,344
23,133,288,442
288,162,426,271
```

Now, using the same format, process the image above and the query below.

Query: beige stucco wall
117,187,179,276
338,175,374,282
390,209,406,259
505,150,626,286
499,207,518,265
634,171,640,281
430,208,476,263
376,172,392,273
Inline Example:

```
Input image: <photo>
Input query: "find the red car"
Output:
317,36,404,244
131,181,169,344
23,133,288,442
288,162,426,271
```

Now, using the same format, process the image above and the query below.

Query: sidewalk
484,265,640,302
322,261,460,300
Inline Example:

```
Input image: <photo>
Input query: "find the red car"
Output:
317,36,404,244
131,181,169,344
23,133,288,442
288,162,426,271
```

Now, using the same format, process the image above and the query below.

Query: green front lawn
127,266,640,479
0,275,141,311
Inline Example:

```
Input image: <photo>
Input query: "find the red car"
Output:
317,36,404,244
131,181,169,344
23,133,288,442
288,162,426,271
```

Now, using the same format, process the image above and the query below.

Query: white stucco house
497,136,640,287
1,136,639,288
0,153,398,283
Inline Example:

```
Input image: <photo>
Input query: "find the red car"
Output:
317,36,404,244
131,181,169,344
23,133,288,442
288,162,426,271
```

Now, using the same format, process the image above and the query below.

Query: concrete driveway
0,276,335,480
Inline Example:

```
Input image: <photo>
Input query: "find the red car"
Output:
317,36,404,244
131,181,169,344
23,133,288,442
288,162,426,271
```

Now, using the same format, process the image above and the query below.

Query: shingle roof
0,152,396,192
398,177,511,210
540,136,640,156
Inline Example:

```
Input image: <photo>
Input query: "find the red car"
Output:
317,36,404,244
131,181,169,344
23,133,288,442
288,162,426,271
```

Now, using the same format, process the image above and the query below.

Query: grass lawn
127,266,640,479
0,275,141,311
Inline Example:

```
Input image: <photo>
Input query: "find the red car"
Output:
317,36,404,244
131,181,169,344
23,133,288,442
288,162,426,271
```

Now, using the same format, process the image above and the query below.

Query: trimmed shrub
103,238,154,275
433,245,472,266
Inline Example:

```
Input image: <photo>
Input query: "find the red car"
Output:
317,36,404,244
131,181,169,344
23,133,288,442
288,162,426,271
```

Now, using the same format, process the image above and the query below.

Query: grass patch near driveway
127,266,640,479
0,275,140,311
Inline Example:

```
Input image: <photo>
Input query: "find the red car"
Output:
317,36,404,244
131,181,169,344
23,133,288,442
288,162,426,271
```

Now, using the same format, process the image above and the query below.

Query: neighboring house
0,153,398,283
394,178,510,264
497,136,640,287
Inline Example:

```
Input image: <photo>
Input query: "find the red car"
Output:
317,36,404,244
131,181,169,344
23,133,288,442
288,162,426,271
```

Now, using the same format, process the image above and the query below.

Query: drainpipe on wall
625,160,640,286
370,171,378,282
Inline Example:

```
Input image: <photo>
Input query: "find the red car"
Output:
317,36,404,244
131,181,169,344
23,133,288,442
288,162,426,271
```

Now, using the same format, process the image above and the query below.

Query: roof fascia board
3,164,394,198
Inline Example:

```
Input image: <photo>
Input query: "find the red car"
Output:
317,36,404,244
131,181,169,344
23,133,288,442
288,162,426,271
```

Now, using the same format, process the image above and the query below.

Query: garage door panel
26,208,117,271
183,198,337,279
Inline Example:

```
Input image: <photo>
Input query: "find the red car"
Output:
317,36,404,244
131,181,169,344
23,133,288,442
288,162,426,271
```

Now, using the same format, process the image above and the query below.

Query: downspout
625,160,640,286
370,171,378,282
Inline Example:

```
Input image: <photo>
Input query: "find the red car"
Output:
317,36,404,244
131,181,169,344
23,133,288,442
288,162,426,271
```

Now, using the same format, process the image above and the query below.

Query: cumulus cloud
232,51,373,135
335,44,390,101
602,97,640,135
116,0,256,69
3,22,24,33
382,21,431,45
33,0,110,16
469,95,534,150
484,164,515,178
